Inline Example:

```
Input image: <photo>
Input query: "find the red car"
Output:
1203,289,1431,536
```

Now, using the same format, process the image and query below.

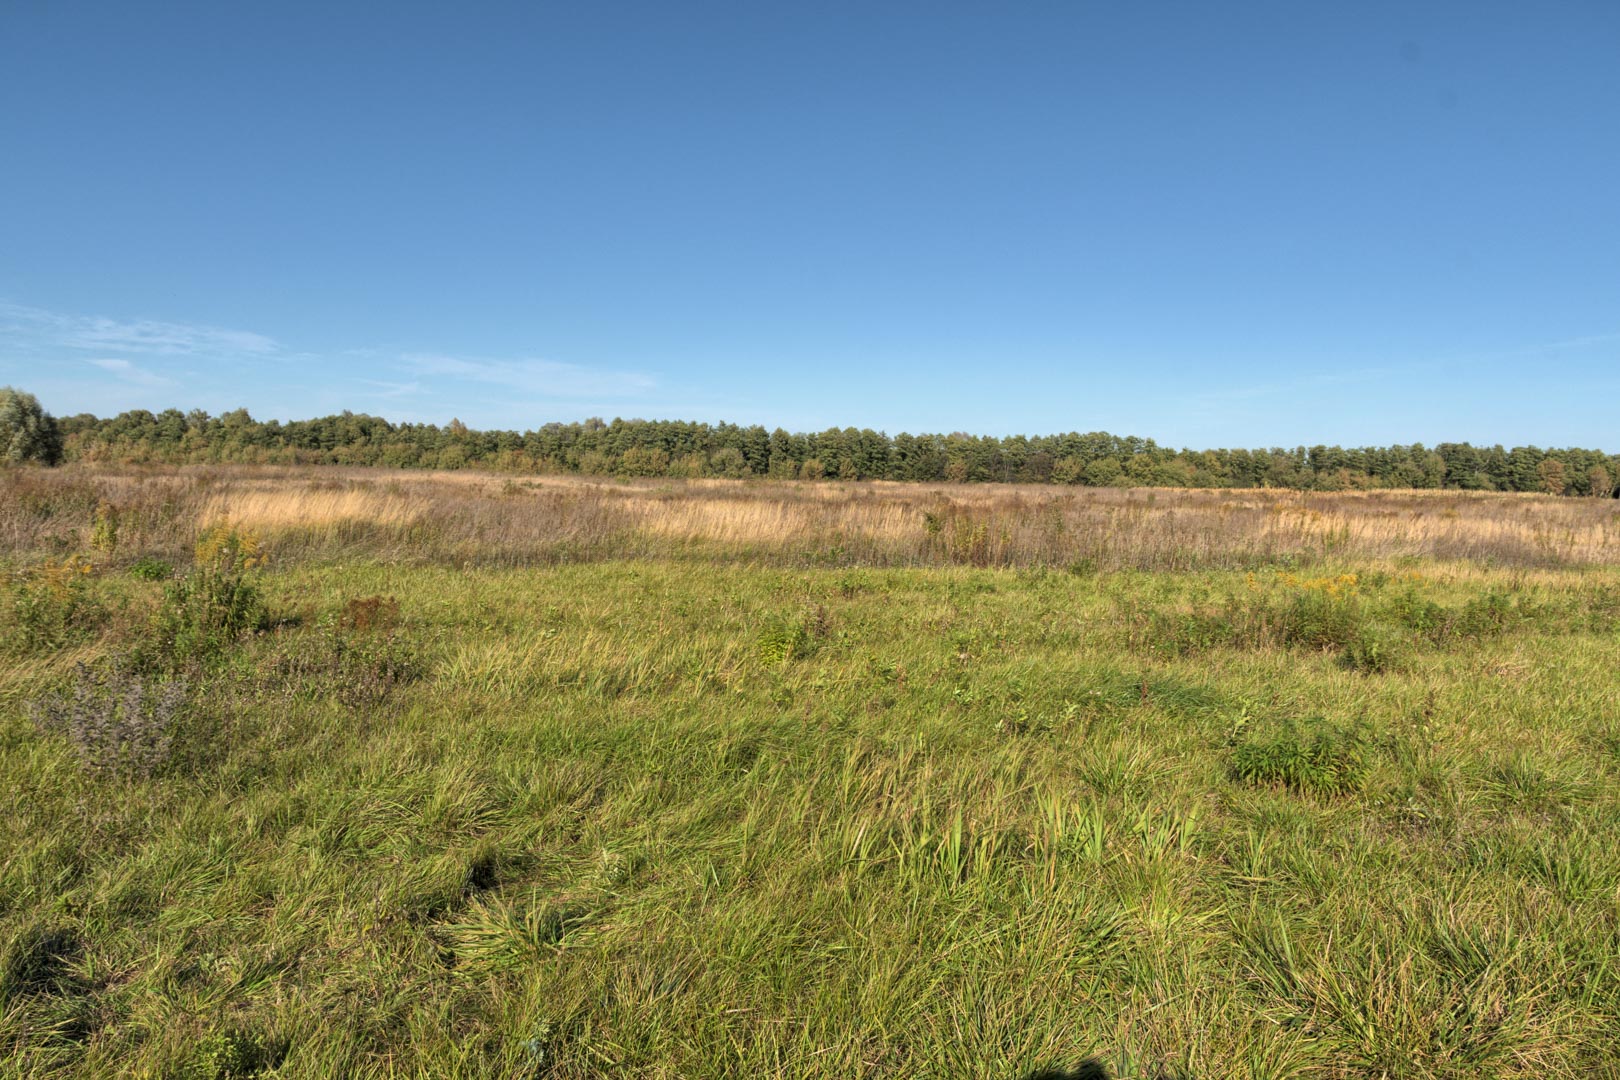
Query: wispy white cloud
406,354,656,398
68,317,277,356
1180,328,1620,413
1180,365,1398,408
1522,331,1620,353
0,301,279,357
356,378,423,399
4,300,677,426
86,357,173,388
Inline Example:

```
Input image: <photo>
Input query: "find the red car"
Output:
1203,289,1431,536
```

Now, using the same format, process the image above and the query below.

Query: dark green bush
0,386,63,465
1388,586,1524,644
1443,590,1521,641
1272,588,1364,650
1387,586,1446,636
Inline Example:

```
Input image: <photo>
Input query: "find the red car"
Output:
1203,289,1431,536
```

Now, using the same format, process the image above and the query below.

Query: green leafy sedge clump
1230,720,1368,796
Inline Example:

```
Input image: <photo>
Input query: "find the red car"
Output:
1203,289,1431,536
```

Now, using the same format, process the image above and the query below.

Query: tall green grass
2,544,1619,1076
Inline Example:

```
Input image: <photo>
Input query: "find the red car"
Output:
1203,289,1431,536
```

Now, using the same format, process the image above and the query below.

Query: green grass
3,554,1620,1077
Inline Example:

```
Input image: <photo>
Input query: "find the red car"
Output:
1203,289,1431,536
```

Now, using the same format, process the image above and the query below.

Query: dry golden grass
2,464,1617,570
623,491,920,546
198,484,429,531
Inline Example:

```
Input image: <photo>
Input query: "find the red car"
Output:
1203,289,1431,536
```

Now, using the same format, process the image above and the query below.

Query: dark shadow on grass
1023,1061,1112,1080
0,925,83,1002
1024,1061,1196,1080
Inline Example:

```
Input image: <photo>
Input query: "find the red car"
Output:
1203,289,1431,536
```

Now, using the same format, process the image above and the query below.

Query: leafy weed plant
3,554,102,654
148,525,268,670
127,556,174,581
184,1028,280,1080
755,603,829,666
1230,719,1369,797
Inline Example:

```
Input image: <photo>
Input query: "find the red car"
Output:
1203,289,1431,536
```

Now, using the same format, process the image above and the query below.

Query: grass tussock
1229,719,1369,796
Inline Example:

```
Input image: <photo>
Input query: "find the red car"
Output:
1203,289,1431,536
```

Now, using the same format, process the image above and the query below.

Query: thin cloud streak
86,357,174,388
1,301,279,357
67,317,278,356
356,378,424,399
1523,332,1620,353
406,354,657,399
2,303,666,423
1180,365,1400,408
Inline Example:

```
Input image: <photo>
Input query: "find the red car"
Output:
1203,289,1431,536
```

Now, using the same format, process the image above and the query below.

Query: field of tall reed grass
2,464,1619,1078
5,464,1618,571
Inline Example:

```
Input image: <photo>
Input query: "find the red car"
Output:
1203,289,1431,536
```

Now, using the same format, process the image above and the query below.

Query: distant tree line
33,404,1620,496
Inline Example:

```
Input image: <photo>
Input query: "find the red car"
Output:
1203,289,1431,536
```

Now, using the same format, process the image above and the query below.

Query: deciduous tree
0,387,63,465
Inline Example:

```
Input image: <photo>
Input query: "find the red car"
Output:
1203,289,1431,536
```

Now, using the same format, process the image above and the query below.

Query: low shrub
1372,585,1524,645
1439,590,1522,641
1138,608,1239,657
1341,623,1413,674
28,659,189,777
1134,573,1535,668
1271,583,1365,650
3,554,103,653
1386,586,1447,637
148,525,268,669
1133,574,1368,657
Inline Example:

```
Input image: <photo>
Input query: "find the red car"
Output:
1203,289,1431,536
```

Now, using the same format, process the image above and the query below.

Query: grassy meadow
3,466,1620,1078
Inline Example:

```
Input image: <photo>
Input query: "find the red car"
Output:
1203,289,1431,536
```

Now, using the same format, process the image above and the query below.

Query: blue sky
3,1,1617,449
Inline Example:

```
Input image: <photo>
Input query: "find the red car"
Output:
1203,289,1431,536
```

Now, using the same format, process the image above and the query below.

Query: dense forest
42,405,1619,496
